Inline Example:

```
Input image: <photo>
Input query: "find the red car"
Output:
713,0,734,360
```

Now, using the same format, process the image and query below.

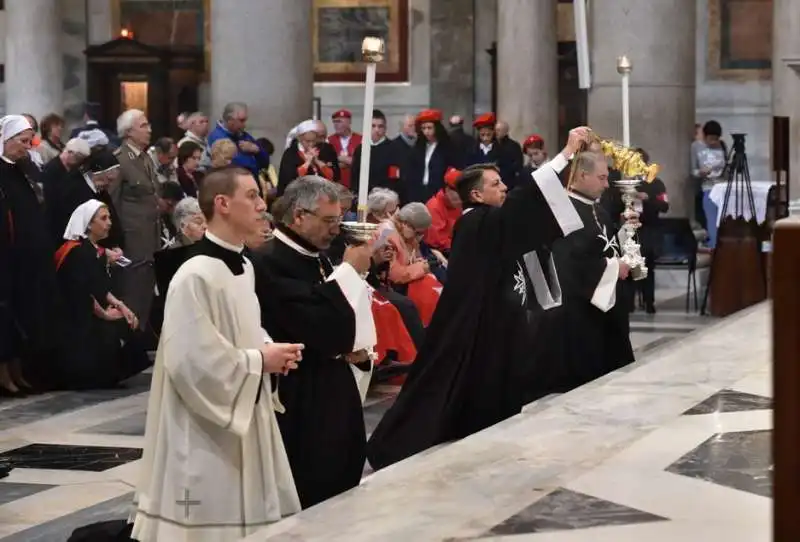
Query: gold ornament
596,138,660,183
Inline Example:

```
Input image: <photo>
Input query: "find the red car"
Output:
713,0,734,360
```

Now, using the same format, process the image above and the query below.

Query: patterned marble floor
0,290,719,541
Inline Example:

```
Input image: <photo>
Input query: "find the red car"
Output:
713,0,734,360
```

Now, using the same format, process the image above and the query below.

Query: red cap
523,134,545,150
472,112,496,129
332,109,352,119
416,109,442,124
444,167,461,189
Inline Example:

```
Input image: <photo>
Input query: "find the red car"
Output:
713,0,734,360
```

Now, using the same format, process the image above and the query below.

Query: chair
654,217,708,312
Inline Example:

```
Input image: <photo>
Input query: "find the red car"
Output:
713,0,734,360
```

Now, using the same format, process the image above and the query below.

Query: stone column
587,0,696,217
772,0,800,200
5,0,64,119
210,0,313,148
430,0,475,122
474,0,497,115
497,0,558,146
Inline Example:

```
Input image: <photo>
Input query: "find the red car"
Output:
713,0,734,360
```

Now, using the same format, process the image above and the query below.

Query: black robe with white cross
251,226,373,509
367,154,583,471
543,192,635,391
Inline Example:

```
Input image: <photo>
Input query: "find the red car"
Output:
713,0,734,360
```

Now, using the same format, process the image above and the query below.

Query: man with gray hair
250,175,377,508
207,102,269,180
109,108,161,332
178,111,211,170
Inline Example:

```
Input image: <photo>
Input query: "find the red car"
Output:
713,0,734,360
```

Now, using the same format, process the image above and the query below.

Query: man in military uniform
109,109,161,332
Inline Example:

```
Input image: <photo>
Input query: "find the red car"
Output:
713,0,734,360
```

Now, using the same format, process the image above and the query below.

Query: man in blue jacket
208,102,270,180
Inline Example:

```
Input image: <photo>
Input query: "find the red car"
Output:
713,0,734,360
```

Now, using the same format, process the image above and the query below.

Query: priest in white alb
130,167,304,542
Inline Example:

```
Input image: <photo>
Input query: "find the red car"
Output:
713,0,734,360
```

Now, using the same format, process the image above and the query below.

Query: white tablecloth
708,181,774,225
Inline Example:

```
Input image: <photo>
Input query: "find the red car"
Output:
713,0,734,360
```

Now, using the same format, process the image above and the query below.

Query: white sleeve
326,262,377,352
531,153,584,237
162,273,263,437
590,258,619,312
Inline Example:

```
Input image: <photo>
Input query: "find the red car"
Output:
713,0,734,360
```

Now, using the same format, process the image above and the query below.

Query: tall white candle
616,55,633,148
356,36,384,222
621,71,630,147
357,62,377,222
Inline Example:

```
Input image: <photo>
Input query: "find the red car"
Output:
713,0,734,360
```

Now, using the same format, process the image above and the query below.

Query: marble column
497,0,558,146
772,0,800,200
473,0,497,115
587,0,696,217
5,0,64,119
430,0,475,121
210,0,313,148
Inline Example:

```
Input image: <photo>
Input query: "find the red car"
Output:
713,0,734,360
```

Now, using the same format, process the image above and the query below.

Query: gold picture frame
707,0,772,81
312,0,409,82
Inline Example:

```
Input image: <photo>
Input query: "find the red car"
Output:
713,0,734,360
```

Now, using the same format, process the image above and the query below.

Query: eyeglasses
302,209,342,225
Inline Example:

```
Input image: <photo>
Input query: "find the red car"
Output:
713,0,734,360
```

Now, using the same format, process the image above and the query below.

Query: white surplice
130,246,300,542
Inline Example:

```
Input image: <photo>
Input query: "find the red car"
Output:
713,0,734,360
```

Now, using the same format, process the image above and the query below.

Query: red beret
332,109,352,119
444,167,461,189
416,109,442,124
523,134,545,149
473,112,496,129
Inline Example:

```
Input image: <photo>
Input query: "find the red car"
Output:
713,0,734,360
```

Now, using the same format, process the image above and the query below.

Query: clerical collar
273,226,320,257
371,137,387,146
568,190,597,205
196,232,246,275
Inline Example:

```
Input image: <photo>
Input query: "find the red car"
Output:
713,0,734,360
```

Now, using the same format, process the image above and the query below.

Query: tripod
700,134,767,314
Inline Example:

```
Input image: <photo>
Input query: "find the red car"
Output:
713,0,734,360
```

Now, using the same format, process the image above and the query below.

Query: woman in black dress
0,114,51,395
405,109,456,203
53,199,150,390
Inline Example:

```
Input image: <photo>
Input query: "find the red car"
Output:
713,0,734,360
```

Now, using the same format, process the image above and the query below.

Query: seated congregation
2,110,668,542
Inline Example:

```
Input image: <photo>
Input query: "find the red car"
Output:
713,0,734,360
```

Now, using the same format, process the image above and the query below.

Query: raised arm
499,128,590,257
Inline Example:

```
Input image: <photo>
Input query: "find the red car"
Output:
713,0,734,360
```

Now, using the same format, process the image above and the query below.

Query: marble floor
0,289,723,541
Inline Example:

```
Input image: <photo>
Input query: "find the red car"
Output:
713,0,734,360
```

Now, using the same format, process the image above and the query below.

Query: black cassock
541,192,635,390
251,227,371,508
367,155,583,470
0,159,59,376
53,239,149,389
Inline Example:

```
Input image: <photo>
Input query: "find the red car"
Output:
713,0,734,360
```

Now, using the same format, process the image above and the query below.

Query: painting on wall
708,0,772,80
313,0,409,82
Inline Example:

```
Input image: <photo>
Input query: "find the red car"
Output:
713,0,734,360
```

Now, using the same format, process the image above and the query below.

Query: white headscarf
63,199,106,240
284,119,318,149
0,115,33,159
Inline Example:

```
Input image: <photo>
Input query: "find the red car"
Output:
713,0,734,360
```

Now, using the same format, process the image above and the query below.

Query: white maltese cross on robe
598,225,620,257
513,262,528,306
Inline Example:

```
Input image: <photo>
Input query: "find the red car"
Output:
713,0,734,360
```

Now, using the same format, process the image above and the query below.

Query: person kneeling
53,200,151,390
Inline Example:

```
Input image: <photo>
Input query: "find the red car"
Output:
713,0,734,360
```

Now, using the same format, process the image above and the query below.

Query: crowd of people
0,100,677,540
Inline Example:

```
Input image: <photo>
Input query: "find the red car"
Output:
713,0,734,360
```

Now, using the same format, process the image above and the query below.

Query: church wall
313,0,431,138
62,0,90,128
695,0,772,182
0,10,6,115
0,2,87,128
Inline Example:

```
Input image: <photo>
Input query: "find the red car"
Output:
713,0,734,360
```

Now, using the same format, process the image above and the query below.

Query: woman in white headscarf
51,199,150,390
0,114,53,396
277,119,337,195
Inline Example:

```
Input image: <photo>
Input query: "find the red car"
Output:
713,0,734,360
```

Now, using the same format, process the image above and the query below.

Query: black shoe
645,304,657,314
0,386,26,398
